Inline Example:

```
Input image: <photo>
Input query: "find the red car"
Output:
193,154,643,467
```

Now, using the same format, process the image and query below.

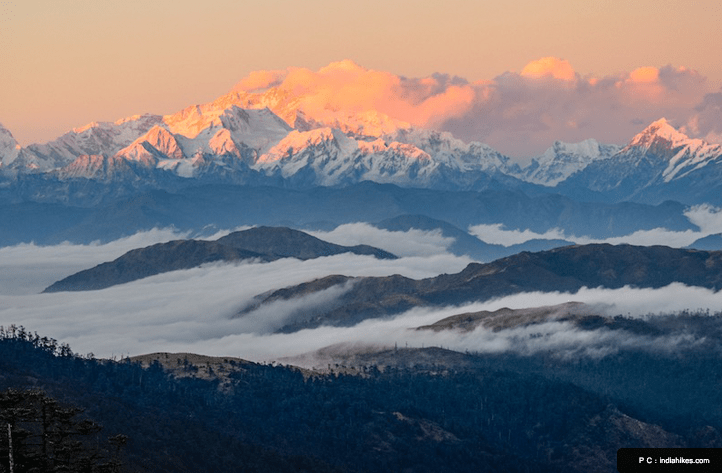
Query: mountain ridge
242,243,722,332
558,119,722,203
42,226,397,293
0,182,697,247
2,80,722,206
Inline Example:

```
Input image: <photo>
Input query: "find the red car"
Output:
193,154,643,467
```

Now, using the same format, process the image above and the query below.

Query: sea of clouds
1,224,720,364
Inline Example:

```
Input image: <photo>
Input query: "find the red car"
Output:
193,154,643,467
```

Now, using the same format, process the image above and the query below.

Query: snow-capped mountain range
521,139,622,186
0,125,22,168
0,86,521,190
558,119,722,203
2,76,722,205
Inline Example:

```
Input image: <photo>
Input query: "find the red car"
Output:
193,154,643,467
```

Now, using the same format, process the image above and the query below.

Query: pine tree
0,389,125,472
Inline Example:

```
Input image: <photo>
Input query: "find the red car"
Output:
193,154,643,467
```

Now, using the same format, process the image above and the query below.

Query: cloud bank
0,227,241,295
1,225,719,366
307,223,456,257
468,204,722,248
191,283,721,366
0,228,473,358
232,59,718,159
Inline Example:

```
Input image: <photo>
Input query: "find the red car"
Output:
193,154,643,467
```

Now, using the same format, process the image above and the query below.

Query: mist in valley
1,225,721,365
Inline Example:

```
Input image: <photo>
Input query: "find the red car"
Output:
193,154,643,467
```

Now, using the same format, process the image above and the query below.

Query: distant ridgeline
43,226,396,293
2,322,722,473
238,244,722,333
0,183,702,248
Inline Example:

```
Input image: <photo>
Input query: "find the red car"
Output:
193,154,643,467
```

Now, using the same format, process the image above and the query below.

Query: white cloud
235,281,356,334
0,226,245,295
682,91,722,146
235,60,715,159
2,227,719,366
0,234,472,358
467,224,569,246
685,204,722,234
468,205,722,248
275,283,717,367
463,283,718,320
1,241,717,365
307,223,456,257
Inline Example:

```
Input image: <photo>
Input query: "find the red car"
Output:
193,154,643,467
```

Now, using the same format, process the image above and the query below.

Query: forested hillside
2,321,721,472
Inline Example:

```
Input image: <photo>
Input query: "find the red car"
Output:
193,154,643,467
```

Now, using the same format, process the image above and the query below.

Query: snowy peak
144,126,184,160
258,128,347,165
66,105,296,180
163,104,217,139
214,88,302,130
252,124,519,189
23,114,163,171
385,142,432,161
0,123,18,143
58,155,128,180
0,123,21,167
215,107,292,152
321,110,411,138
112,142,158,167
555,118,722,198
523,138,621,186
163,105,291,156
628,118,690,149
208,128,242,158
114,126,183,166
621,118,722,182
545,139,604,159
222,78,411,138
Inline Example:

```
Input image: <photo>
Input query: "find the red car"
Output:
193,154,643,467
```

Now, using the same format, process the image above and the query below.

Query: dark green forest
1,319,721,473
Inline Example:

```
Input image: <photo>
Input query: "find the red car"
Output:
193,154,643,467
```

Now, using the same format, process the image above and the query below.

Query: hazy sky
2,0,721,155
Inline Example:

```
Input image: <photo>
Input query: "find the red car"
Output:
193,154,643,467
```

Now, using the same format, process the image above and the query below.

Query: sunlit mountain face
2,90,722,208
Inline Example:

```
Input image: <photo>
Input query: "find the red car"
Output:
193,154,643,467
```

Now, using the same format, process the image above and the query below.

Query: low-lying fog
1,219,721,365
467,203,722,247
